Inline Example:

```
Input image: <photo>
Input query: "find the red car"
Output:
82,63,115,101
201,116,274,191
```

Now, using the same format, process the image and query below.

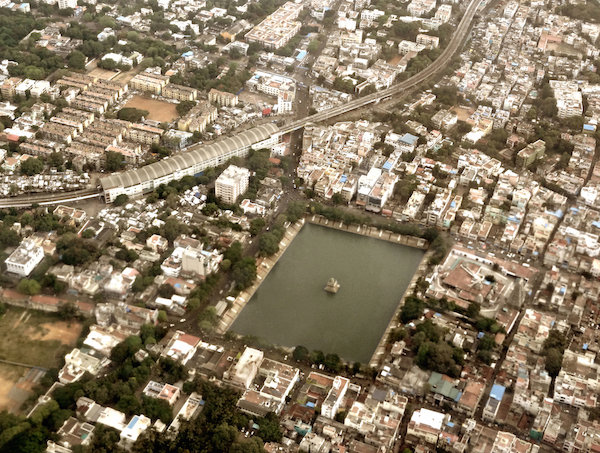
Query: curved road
281,0,482,133
0,0,482,207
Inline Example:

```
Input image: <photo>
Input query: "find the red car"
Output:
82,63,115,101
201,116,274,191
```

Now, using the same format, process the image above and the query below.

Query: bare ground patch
123,95,179,122
30,321,83,345
88,67,120,80
0,308,81,368
451,106,475,121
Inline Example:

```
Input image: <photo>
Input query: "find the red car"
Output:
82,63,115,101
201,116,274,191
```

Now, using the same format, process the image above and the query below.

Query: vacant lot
123,95,179,122
88,67,119,81
0,308,82,413
452,106,475,121
387,55,403,66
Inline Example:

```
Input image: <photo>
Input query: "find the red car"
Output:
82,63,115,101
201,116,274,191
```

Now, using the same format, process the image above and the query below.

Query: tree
187,298,201,310
293,345,309,362
98,15,116,28
16,278,40,295
307,39,320,53
543,329,568,353
117,107,149,122
545,348,563,376
158,284,175,298
466,302,480,319
20,157,44,176
331,193,345,205
286,201,306,223
113,194,129,206
58,302,79,320
478,334,496,351
160,217,189,242
82,229,95,239
257,412,282,442
249,218,265,236
116,395,140,415
176,100,196,116
104,150,126,172
68,51,86,70
259,232,280,256
324,353,341,373
232,257,257,290
399,297,424,324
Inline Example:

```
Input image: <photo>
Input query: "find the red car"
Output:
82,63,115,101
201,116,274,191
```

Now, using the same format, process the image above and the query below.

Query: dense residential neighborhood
2,0,600,451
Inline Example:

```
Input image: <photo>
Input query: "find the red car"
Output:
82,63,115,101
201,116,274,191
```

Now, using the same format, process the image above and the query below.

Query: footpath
306,215,429,249
216,218,305,334
368,249,434,368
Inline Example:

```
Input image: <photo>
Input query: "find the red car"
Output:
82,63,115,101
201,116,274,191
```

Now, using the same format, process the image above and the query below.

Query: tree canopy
117,107,149,122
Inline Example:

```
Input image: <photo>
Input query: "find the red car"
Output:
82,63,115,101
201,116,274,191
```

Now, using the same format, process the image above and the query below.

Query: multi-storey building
177,100,218,133
245,2,303,49
128,70,170,95
516,140,545,169
127,124,164,145
58,0,77,9
163,84,198,102
6,239,45,277
0,77,21,99
321,376,350,419
416,34,440,48
215,165,250,204
39,123,77,144
208,88,239,107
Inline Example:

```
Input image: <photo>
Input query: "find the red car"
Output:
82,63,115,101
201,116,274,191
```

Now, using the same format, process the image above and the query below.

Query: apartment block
163,84,198,102
127,124,164,145
245,2,303,49
177,100,218,133
215,165,250,204
208,88,239,107
128,70,170,95
516,139,545,169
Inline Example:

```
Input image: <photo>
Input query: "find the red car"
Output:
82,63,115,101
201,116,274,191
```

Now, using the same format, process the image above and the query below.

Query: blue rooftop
490,384,505,401
296,51,307,60
383,162,393,170
399,133,418,145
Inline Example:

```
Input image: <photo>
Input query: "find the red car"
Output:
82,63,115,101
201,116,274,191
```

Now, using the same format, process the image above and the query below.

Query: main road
0,0,482,208
280,0,483,133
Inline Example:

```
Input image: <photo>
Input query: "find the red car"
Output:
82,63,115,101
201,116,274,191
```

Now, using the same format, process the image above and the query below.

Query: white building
277,89,294,113
224,347,264,389
182,247,222,278
119,415,151,449
215,165,250,204
5,238,44,277
59,348,108,384
407,408,445,444
321,376,350,419
160,330,201,365
58,0,77,9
